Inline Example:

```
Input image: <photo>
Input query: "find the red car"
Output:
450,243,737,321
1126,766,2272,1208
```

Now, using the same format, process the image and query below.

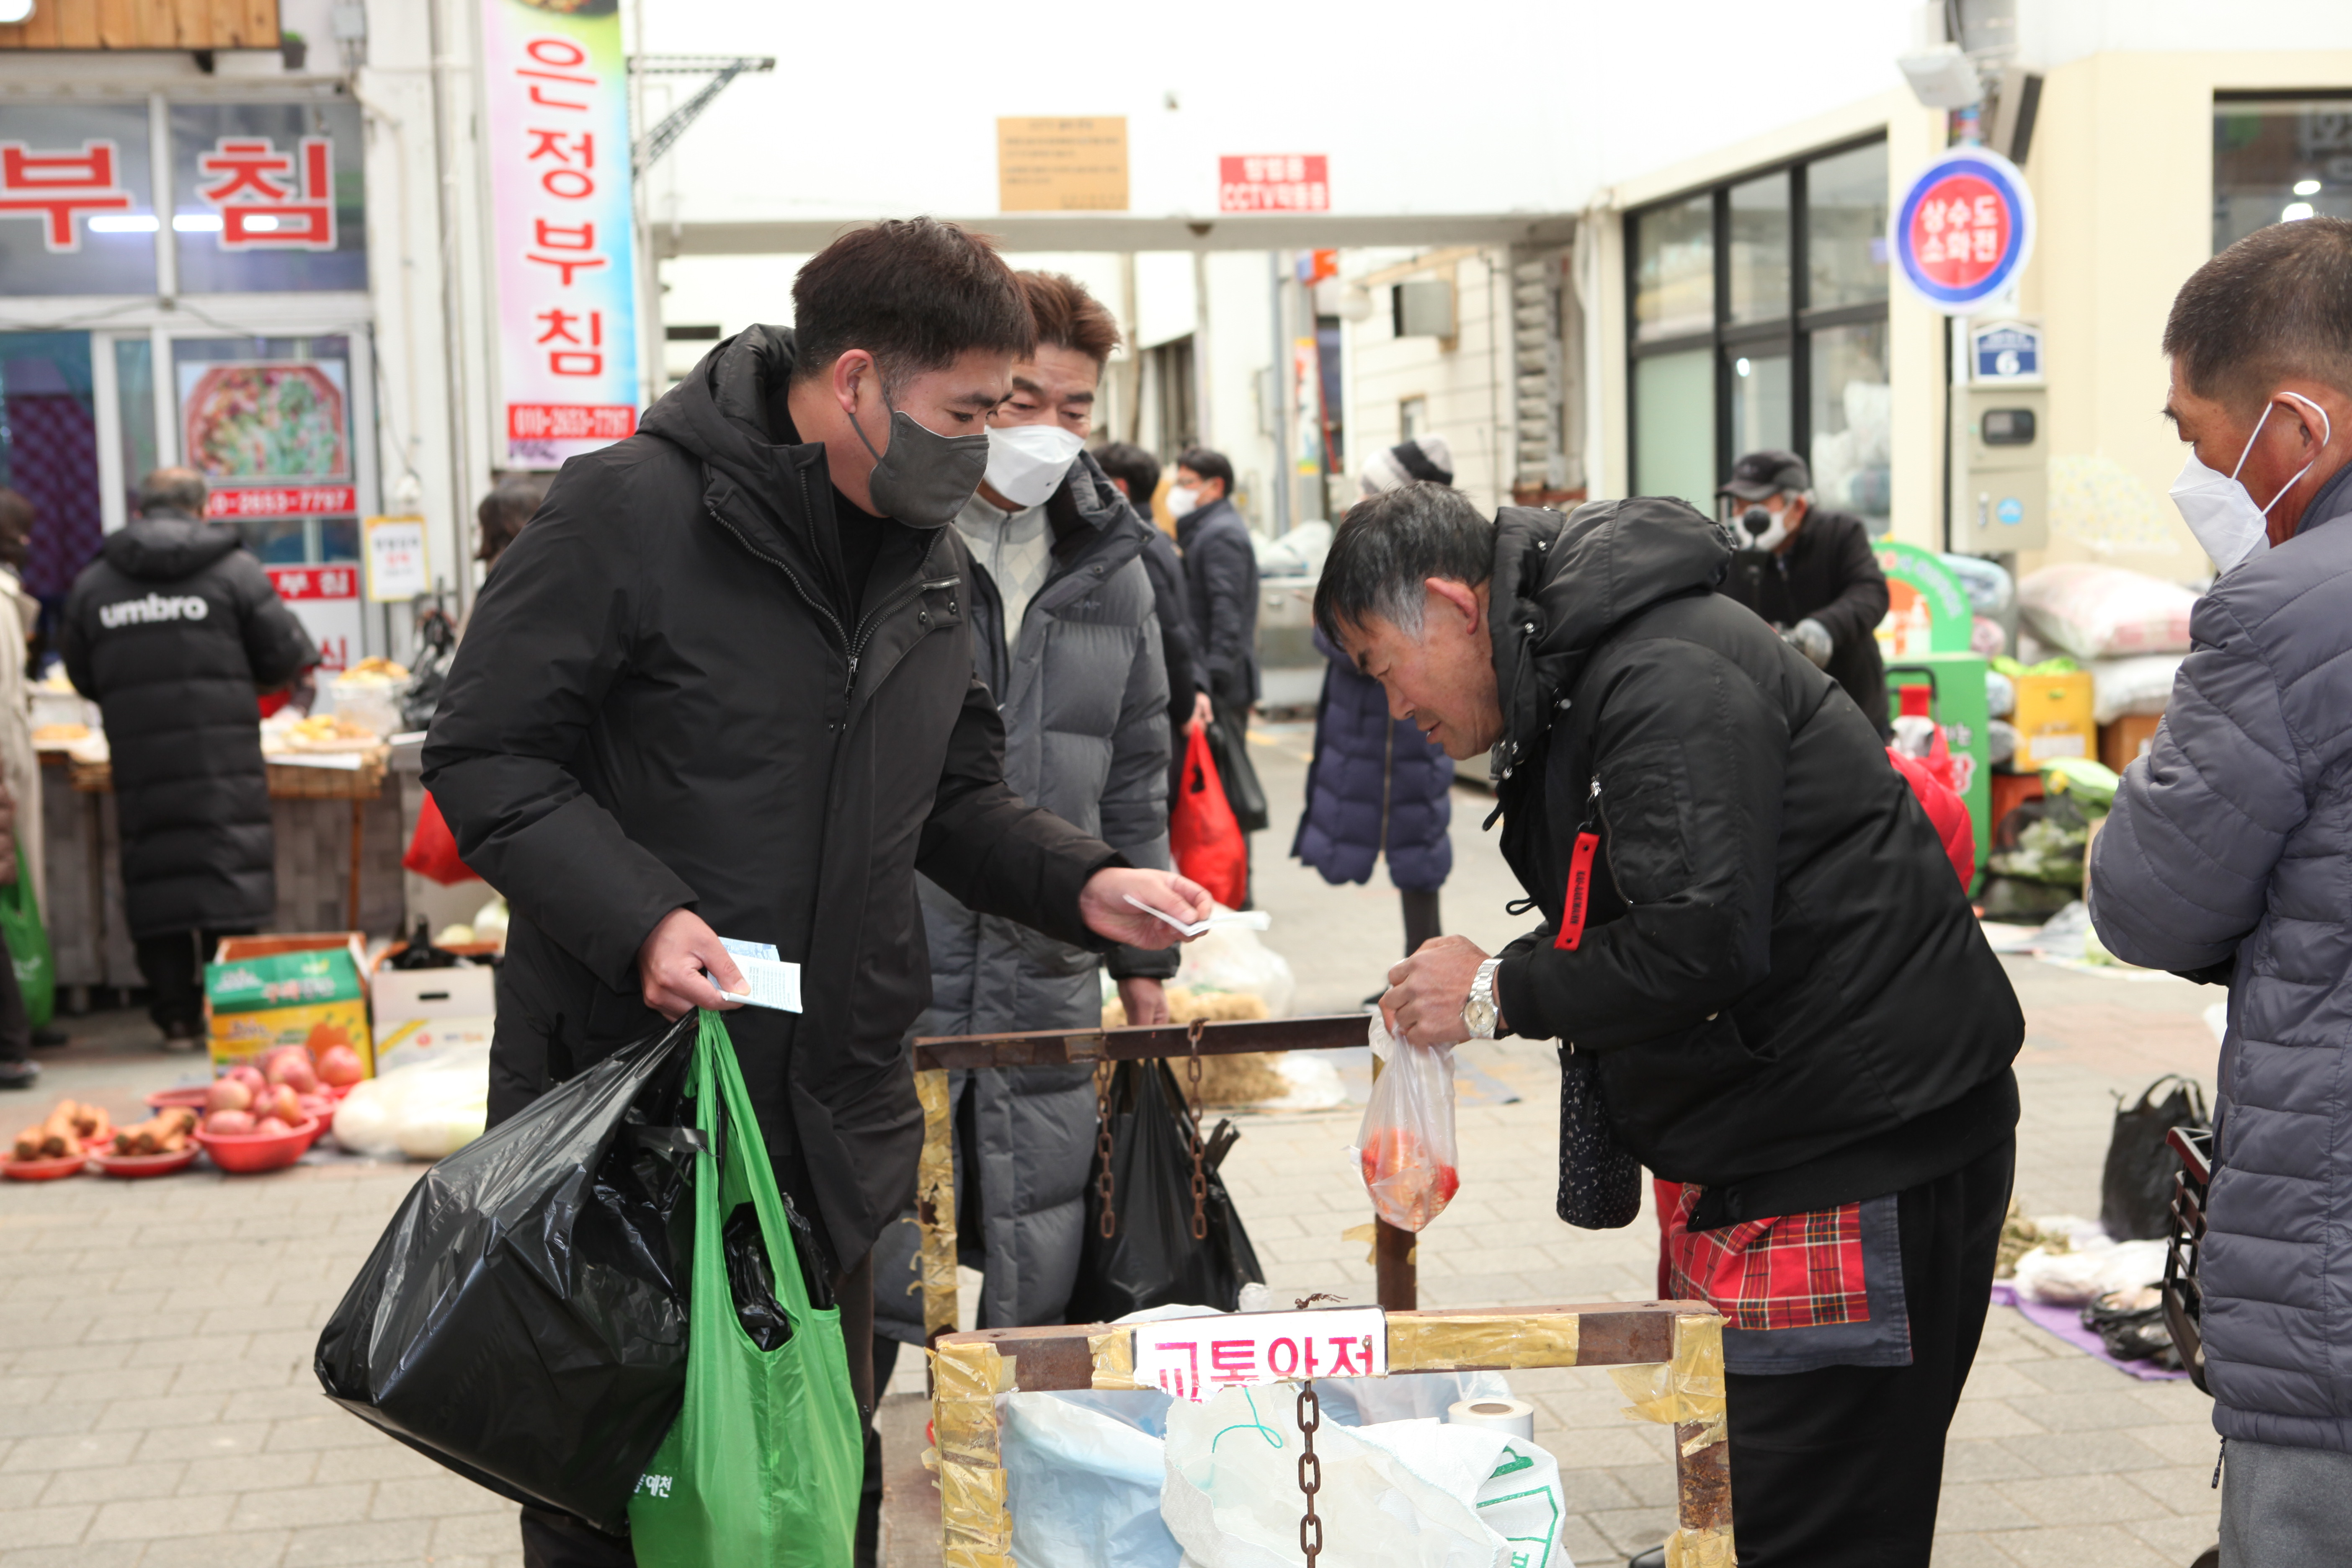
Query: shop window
1633,193,1713,343
1728,175,1791,325
1810,322,1892,531
1633,350,1714,512
170,101,366,294
172,336,358,565
2214,95,2352,253
1627,134,1891,531
0,103,158,297
1807,142,1890,311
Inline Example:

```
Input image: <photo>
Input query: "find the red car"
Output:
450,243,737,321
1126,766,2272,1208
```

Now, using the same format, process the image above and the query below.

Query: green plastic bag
0,850,54,1029
628,1011,861,1566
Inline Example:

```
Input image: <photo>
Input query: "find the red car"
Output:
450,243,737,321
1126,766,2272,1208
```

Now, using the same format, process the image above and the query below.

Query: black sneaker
160,1024,202,1053
0,1059,38,1089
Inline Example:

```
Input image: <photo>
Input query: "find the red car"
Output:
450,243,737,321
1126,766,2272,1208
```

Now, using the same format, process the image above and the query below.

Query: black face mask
846,401,989,529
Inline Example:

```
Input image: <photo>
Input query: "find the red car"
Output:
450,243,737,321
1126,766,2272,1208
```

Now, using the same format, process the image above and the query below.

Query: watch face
1463,997,1495,1035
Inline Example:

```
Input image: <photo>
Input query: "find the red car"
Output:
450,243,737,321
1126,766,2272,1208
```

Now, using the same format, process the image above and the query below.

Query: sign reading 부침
1132,1307,1386,1402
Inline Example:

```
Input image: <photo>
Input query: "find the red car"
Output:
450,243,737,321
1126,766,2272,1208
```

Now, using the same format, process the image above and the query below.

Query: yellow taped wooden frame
931,1304,1732,1566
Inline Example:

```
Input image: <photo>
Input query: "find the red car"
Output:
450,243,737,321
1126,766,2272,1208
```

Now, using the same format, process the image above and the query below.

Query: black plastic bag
1204,704,1269,835
2082,1290,2182,1368
1065,1060,1264,1321
2101,1075,2208,1241
315,1017,701,1532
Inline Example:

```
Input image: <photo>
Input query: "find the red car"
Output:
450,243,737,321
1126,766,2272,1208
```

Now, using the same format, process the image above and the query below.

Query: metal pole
426,0,477,620
1374,1218,1417,1311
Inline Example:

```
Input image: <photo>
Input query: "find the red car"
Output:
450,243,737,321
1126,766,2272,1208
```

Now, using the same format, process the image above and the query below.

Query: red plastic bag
1353,1011,1460,1232
1886,747,1975,888
1170,725,1246,908
403,790,482,886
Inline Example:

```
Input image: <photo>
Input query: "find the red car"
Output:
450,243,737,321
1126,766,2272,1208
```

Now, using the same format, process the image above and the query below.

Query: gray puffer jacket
2090,464,2352,1453
917,449,1172,1330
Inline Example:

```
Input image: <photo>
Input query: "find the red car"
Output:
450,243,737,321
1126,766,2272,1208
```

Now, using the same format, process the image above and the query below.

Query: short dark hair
1174,447,1235,495
789,218,1034,394
477,472,552,565
1020,271,1121,368
2166,216,2352,415
1313,482,1495,644
1093,441,1160,502
138,467,206,518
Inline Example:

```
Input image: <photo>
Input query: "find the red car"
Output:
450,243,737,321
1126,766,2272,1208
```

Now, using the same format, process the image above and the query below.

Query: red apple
204,1109,255,1136
203,1077,253,1114
315,1044,364,1087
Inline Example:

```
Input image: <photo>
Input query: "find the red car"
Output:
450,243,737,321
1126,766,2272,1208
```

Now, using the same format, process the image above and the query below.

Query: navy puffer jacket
2091,466,2352,1454
1292,627,1453,891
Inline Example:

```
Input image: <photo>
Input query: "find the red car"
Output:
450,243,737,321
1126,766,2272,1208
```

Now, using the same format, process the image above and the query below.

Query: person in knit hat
1290,436,1461,980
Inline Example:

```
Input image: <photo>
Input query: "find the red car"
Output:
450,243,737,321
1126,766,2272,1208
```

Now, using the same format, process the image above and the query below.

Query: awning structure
652,211,1580,257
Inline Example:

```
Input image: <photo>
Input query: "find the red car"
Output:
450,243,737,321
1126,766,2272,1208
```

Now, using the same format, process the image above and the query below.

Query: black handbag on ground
1556,1046,1642,1230
2102,1075,2209,1240
1065,1060,1265,1320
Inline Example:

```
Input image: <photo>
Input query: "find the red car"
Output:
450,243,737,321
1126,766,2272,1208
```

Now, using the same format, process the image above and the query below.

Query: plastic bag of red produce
1353,1010,1460,1232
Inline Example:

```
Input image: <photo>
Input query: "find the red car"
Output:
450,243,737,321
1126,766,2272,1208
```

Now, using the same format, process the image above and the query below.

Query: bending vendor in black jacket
1715,448,1892,735
1321,483,2021,1568
423,219,1207,1568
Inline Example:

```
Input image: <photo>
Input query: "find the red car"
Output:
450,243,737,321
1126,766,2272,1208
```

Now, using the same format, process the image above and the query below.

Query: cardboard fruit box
204,934,373,1078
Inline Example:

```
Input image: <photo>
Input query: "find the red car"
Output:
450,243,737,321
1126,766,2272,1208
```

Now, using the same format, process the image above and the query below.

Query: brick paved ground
0,723,2227,1567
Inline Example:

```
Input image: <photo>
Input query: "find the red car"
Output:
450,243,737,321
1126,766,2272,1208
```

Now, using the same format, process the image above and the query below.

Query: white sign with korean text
364,516,430,602
1132,1308,1387,1402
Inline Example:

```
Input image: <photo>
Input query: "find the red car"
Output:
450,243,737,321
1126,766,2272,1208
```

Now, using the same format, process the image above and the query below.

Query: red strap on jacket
1554,830,1600,951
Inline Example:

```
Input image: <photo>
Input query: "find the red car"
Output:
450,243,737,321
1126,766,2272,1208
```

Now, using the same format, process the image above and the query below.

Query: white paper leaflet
1132,1307,1387,1401
1122,895,1273,938
714,937,799,1012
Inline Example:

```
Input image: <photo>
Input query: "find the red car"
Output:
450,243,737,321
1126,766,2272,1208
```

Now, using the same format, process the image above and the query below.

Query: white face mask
981,423,1086,510
2170,391,2331,575
1167,484,1202,518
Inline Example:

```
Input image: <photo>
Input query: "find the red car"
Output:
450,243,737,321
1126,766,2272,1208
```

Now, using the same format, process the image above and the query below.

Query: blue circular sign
1894,148,2036,315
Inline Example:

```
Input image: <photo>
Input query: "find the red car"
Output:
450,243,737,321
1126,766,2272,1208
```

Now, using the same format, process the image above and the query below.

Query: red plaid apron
1662,1181,1870,1331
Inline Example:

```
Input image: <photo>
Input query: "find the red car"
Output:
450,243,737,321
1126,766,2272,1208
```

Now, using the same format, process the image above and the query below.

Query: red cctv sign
1219,154,1330,213
207,484,358,519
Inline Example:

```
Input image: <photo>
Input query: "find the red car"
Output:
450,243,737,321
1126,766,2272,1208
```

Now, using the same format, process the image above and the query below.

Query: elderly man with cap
1715,449,1891,736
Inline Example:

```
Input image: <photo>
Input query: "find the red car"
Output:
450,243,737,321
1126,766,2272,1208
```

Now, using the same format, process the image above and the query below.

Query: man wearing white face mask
899,270,1176,1340
2089,217,2352,1568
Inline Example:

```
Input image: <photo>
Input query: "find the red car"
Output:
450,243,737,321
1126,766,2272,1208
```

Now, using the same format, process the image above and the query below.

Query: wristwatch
1462,957,1504,1040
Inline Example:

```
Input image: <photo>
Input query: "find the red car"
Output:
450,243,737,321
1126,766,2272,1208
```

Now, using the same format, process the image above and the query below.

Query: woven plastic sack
2018,565,2197,660
1354,1011,1459,1232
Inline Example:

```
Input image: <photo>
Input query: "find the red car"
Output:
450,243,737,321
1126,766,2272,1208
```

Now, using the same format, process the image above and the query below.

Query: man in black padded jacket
423,219,1207,1568
1324,482,2021,1568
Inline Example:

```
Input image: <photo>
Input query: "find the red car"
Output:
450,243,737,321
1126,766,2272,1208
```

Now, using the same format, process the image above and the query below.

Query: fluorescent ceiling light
173,214,223,232
2284,202,2316,222
86,214,158,233
2294,178,2323,196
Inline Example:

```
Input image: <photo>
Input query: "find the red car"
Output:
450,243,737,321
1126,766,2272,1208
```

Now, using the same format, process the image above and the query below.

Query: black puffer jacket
1488,498,2020,1225
60,513,314,937
423,326,1121,1269
1177,497,1260,709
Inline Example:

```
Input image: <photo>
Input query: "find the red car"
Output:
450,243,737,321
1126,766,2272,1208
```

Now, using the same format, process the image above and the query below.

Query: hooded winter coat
2088,465,2352,1454
922,450,1172,1329
1292,626,1453,891
60,513,315,937
422,327,1123,1271
1486,498,2021,1224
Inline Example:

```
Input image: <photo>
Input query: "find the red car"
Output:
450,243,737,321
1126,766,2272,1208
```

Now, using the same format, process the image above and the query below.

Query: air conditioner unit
1393,279,1457,340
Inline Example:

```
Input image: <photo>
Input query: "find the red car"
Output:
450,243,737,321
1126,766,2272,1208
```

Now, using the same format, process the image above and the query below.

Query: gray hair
1313,481,1494,643
137,467,208,518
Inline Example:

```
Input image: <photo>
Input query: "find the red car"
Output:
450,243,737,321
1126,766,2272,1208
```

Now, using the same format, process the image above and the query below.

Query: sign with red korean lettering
1894,149,2035,315
481,0,640,464
1219,155,1330,214
266,564,361,675
1131,1307,1387,1402
194,134,336,250
0,139,132,249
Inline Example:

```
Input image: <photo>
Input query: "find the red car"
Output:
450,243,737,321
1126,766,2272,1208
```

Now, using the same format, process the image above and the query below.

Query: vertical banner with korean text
480,0,640,466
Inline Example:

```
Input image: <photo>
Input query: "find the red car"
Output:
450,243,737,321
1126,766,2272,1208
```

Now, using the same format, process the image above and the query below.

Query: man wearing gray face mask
423,219,1214,1568
2089,216,2352,1568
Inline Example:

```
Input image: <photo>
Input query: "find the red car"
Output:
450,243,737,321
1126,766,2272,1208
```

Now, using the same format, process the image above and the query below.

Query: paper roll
1445,1396,1536,1439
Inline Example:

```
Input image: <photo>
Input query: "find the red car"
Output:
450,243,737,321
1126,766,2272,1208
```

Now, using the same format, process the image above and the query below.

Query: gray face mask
846,402,989,529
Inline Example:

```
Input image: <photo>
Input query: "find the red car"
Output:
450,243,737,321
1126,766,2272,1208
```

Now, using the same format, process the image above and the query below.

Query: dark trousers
134,927,247,1034
519,1248,879,1568
1400,887,1442,955
1722,1135,2013,1568
0,908,27,1063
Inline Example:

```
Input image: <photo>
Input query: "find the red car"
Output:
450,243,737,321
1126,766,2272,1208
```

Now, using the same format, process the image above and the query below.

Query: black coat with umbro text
61,515,315,937
423,327,1121,1271
1487,498,2021,1225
